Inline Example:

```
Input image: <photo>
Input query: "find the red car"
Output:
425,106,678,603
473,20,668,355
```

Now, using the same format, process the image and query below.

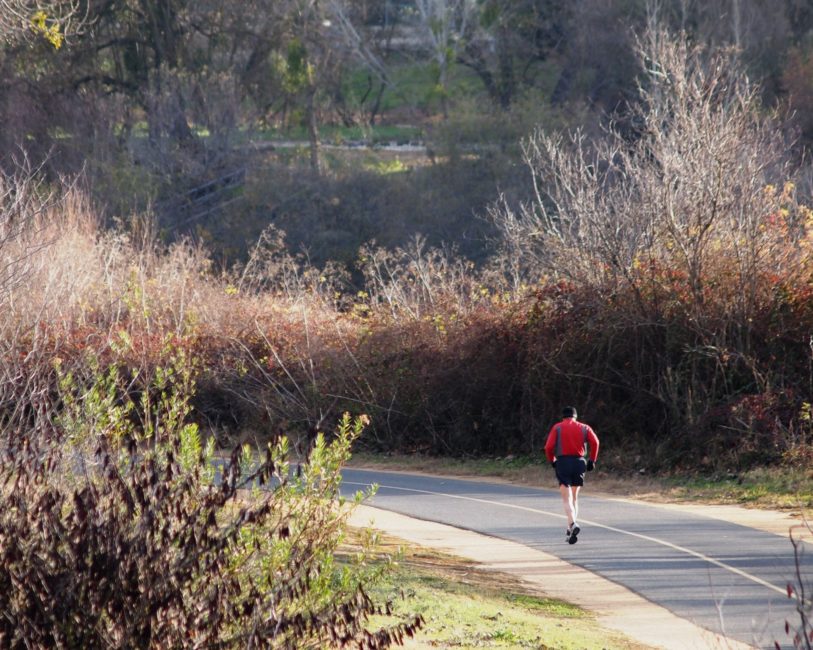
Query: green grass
349,452,813,511
348,60,487,115
348,534,648,650
660,467,813,509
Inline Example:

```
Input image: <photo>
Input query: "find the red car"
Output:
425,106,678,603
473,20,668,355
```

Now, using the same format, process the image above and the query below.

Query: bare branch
0,0,88,46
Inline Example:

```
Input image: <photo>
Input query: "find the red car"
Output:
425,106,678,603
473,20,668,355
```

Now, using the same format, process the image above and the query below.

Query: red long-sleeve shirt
544,418,599,462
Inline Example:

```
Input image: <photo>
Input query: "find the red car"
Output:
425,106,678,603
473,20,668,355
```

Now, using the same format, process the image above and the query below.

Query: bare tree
325,0,394,125
488,23,812,425
491,24,801,317
414,0,477,117
457,0,572,110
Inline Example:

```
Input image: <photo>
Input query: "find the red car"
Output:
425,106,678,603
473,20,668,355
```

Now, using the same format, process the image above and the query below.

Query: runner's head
562,406,577,419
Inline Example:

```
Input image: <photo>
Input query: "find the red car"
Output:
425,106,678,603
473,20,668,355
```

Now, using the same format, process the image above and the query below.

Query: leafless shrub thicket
487,25,813,437
492,26,807,305
0,169,227,442
236,224,348,307
0,184,211,341
358,236,486,321
0,164,75,439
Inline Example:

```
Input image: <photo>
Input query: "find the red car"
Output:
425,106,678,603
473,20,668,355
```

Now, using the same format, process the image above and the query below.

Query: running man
544,406,600,544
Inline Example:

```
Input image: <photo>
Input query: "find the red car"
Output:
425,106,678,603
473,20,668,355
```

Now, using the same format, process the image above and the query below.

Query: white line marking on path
344,480,787,597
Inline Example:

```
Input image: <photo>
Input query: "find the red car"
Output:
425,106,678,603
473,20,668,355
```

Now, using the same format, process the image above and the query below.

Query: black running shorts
555,456,586,487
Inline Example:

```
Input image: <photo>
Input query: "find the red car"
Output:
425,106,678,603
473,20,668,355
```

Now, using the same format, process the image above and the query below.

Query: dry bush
487,24,813,457
197,227,513,452
358,236,484,322
0,169,233,443
350,307,531,454
493,26,806,307
0,169,357,449
0,166,85,437
0,169,426,646
782,519,813,649
0,176,274,349
235,224,348,307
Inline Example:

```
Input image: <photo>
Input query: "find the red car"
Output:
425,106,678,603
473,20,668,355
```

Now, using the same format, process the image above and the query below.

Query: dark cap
562,406,577,418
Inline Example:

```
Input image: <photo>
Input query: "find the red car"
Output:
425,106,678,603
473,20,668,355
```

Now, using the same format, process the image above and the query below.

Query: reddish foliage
3,250,813,472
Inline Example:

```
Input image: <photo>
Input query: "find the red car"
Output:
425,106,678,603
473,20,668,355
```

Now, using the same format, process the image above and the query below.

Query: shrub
0,351,421,648
484,24,813,456
782,520,813,649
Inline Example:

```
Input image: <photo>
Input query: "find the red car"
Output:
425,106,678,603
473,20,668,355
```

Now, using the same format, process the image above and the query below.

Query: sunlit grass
344,532,647,650
661,467,813,509
363,157,410,175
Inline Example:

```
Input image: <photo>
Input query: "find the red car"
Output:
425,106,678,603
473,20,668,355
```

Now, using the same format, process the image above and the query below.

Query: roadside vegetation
1,26,812,483
0,350,422,647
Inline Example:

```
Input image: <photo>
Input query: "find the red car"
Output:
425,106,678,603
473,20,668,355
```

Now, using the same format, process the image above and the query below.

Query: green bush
0,351,421,648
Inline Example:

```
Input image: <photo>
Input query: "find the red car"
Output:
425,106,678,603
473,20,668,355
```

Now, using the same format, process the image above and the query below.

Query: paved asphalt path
340,468,805,650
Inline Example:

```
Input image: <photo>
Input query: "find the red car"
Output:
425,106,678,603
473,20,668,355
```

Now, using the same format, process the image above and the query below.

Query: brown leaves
0,418,420,649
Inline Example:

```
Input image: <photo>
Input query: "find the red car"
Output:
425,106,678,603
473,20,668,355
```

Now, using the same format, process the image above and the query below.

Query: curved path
340,468,807,650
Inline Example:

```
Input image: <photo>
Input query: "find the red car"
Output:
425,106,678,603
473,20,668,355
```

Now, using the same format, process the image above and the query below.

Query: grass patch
344,531,647,650
367,60,488,114
349,452,813,511
659,467,813,509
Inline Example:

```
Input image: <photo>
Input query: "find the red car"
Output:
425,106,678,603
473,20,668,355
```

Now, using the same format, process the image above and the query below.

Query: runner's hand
551,460,557,468
586,460,595,472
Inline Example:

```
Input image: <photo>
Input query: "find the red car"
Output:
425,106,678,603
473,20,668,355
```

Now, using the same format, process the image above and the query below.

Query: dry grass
2,125,812,473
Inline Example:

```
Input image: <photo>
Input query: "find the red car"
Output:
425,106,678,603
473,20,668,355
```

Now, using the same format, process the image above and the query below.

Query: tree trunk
306,82,321,174
496,26,515,109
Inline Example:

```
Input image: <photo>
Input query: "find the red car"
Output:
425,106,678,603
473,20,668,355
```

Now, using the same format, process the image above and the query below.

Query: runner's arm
587,427,599,462
544,427,557,463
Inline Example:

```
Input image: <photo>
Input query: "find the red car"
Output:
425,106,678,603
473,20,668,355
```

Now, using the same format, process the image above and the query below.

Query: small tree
414,0,478,117
492,25,803,304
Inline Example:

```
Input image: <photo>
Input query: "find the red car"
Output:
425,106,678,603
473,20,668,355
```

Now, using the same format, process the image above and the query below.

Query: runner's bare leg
559,485,576,526
571,486,581,524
